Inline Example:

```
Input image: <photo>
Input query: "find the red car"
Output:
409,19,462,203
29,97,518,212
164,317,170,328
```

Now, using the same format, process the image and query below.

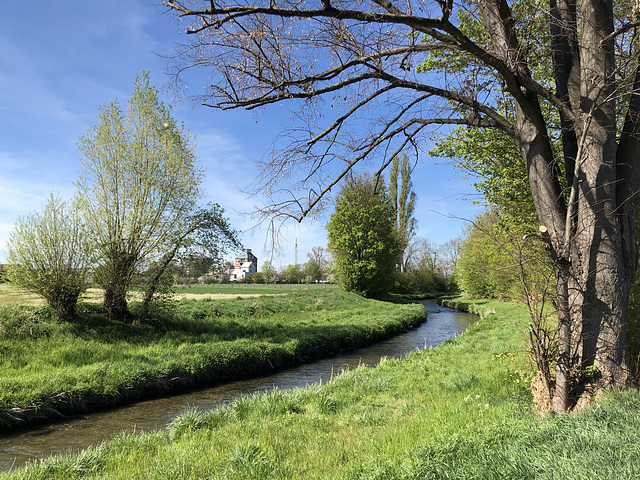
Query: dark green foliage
327,177,400,297
393,269,447,295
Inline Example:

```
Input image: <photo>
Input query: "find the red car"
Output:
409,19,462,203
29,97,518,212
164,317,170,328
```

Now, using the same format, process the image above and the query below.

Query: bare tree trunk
553,268,571,412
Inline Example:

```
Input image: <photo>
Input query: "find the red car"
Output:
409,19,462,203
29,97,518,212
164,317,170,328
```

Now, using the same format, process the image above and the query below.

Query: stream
0,300,477,472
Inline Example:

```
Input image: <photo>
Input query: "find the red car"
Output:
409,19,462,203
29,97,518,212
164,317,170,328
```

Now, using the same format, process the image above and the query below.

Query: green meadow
0,289,424,428
4,297,639,479
168,283,340,295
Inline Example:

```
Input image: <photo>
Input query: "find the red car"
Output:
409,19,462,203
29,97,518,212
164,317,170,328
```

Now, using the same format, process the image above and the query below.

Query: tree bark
100,254,136,321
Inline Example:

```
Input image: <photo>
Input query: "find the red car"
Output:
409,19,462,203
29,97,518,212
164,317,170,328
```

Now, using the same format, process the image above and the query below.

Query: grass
168,283,340,295
0,284,43,306
0,283,339,306
0,289,425,428
5,297,639,479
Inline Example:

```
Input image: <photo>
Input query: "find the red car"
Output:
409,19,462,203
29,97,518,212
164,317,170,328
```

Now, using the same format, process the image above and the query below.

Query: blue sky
0,2,482,268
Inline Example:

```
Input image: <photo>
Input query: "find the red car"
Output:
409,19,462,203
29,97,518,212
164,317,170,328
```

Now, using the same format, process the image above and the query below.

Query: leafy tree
261,261,278,283
388,153,417,272
302,259,323,283
307,247,328,273
327,177,400,297
281,263,303,284
5,194,93,321
165,0,640,411
76,72,203,321
393,236,447,294
137,204,239,321
456,212,520,299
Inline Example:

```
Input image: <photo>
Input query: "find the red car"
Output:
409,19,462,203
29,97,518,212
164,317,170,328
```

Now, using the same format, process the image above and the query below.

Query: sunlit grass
0,290,425,428
6,297,639,479
158,283,339,296
0,283,338,307
0,283,44,306
5,297,639,479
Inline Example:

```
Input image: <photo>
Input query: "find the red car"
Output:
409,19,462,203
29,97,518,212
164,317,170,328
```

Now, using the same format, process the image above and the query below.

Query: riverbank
0,290,425,430
6,296,640,479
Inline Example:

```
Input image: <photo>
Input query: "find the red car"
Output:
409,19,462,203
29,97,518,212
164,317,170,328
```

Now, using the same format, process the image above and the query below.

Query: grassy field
4,297,639,479
0,284,43,306
0,283,339,306
0,289,425,429
169,283,340,295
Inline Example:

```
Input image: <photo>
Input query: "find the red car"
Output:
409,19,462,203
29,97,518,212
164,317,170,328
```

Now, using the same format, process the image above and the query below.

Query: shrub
5,194,93,321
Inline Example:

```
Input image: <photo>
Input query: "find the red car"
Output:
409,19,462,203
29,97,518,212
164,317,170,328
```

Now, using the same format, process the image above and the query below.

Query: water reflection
0,300,476,471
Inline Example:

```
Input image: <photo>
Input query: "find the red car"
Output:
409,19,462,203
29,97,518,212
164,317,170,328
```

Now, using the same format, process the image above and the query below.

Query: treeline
235,249,332,285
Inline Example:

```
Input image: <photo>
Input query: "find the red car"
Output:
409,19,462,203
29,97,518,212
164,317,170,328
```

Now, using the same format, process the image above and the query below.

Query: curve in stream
0,300,477,472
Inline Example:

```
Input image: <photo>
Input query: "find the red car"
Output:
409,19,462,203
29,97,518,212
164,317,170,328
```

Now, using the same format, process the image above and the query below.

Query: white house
229,249,258,281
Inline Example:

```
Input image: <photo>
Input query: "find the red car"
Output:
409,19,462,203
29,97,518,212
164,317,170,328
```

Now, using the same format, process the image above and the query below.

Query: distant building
229,249,258,281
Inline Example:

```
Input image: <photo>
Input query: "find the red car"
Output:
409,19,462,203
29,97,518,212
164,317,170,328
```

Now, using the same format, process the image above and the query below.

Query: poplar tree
388,153,417,272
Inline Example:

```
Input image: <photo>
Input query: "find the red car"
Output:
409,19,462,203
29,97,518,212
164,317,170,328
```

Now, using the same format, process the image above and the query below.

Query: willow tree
5,194,93,321
76,72,203,321
164,0,640,411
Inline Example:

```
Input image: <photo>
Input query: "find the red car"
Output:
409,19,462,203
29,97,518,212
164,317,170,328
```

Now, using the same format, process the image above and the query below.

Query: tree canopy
5,194,93,321
76,72,237,321
327,176,400,297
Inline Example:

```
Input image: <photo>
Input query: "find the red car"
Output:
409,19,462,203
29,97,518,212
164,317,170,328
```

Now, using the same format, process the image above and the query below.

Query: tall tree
327,176,399,297
388,153,417,272
164,0,640,411
76,72,203,321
